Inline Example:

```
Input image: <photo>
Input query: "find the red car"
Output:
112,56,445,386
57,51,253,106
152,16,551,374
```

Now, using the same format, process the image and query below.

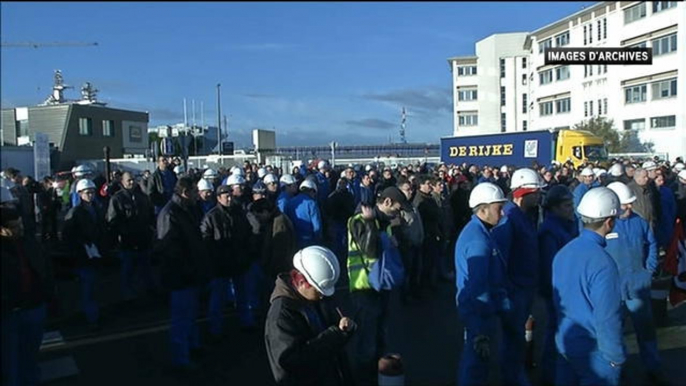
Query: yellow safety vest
346,213,392,292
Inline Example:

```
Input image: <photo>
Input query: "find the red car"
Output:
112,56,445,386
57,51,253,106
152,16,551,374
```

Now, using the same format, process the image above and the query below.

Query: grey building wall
26,105,70,146
1,109,17,145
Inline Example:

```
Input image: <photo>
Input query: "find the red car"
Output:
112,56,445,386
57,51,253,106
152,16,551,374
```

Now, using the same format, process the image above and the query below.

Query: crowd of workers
2,153,686,386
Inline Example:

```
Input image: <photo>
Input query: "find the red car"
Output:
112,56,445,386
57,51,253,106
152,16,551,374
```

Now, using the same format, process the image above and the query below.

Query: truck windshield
584,145,607,161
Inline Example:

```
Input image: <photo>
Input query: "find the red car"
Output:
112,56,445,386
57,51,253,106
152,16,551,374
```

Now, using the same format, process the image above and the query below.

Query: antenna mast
399,107,407,144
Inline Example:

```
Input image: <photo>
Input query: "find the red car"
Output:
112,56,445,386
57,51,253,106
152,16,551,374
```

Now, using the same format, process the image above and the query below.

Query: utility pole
192,99,197,156
217,84,222,155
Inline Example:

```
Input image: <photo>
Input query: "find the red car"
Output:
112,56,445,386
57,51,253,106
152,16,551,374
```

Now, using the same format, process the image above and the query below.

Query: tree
572,117,653,153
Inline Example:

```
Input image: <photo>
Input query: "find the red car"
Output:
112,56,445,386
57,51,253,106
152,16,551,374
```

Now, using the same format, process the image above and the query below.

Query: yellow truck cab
556,129,608,168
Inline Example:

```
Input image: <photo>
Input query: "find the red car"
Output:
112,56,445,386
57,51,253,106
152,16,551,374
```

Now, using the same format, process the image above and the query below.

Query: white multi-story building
449,1,686,159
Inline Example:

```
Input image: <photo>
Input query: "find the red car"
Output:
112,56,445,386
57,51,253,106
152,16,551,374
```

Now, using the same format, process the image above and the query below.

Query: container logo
524,140,538,158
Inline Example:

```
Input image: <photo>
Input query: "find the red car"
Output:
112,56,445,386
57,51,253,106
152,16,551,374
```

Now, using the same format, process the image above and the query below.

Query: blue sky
1,1,595,148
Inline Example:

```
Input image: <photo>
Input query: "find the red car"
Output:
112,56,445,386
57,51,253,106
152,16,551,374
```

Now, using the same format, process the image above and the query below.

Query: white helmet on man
469,182,507,209
609,163,624,177
173,165,185,175
280,174,297,186
76,179,96,192
292,246,340,296
263,173,278,185
673,163,685,172
230,166,245,177
203,169,218,179
595,169,608,178
678,170,686,182
510,168,543,190
300,179,318,192
580,168,595,177
197,179,213,192
607,182,636,205
500,165,509,173
257,168,267,179
642,161,657,171
73,165,93,178
577,187,620,220
226,174,246,186
317,160,330,171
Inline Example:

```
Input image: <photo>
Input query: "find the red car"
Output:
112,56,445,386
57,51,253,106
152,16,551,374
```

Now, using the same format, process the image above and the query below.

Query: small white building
449,1,686,159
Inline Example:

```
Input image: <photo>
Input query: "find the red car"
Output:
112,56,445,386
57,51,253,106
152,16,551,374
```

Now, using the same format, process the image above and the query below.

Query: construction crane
0,41,98,48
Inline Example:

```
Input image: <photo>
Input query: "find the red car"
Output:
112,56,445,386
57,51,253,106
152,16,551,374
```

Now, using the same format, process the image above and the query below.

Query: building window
652,33,677,56
555,31,570,47
457,66,477,76
624,2,646,24
588,23,593,44
458,113,478,126
652,78,677,100
556,65,570,81
603,18,607,39
625,84,647,103
584,101,588,117
522,120,528,131
540,101,553,116
79,117,93,136
651,115,676,129
583,25,587,45
539,69,553,85
458,89,478,101
102,120,115,137
522,94,528,113
500,86,506,106
522,58,527,69
522,74,527,85
500,58,505,78
538,39,552,54
589,64,593,76
589,100,594,116
629,41,647,48
556,98,571,114
624,119,645,131
597,99,603,115
603,98,608,115
501,113,506,132
15,120,29,138
597,20,602,41
653,1,677,13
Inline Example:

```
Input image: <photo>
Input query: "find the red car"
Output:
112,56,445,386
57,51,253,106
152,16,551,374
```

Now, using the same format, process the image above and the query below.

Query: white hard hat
280,174,297,186
595,169,608,178
673,163,685,172
76,179,96,192
292,246,340,296
263,173,278,185
607,182,636,205
257,168,267,179
678,170,686,181
0,178,17,204
365,164,373,172
74,165,93,178
317,160,330,170
226,174,246,186
642,161,657,171
609,163,624,177
197,179,213,192
230,166,245,177
510,168,543,190
174,165,185,174
203,169,218,178
469,182,507,208
577,187,620,220
580,168,595,177
300,179,318,192
500,165,509,173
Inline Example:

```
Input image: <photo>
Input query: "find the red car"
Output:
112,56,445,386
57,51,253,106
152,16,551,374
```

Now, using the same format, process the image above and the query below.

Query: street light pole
217,83,222,156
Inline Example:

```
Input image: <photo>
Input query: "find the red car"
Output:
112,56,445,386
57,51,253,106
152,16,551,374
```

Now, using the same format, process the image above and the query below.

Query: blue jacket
198,198,216,215
315,172,330,204
656,186,677,249
605,212,658,301
538,212,579,299
553,230,626,364
285,193,322,248
572,183,592,209
455,215,510,336
276,191,292,213
493,201,539,289
359,184,374,206
346,179,361,206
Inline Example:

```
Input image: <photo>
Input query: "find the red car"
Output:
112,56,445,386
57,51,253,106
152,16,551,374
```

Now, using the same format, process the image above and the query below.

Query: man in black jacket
154,176,208,372
413,174,443,291
200,184,252,340
265,246,355,386
107,172,157,302
147,156,177,215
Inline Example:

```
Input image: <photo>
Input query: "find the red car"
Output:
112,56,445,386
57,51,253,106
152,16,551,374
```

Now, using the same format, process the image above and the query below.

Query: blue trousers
500,287,534,386
208,278,231,336
119,249,156,301
1,304,46,386
77,267,99,324
540,298,558,385
169,288,200,366
556,351,621,386
625,293,661,372
458,317,496,386
234,262,264,328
